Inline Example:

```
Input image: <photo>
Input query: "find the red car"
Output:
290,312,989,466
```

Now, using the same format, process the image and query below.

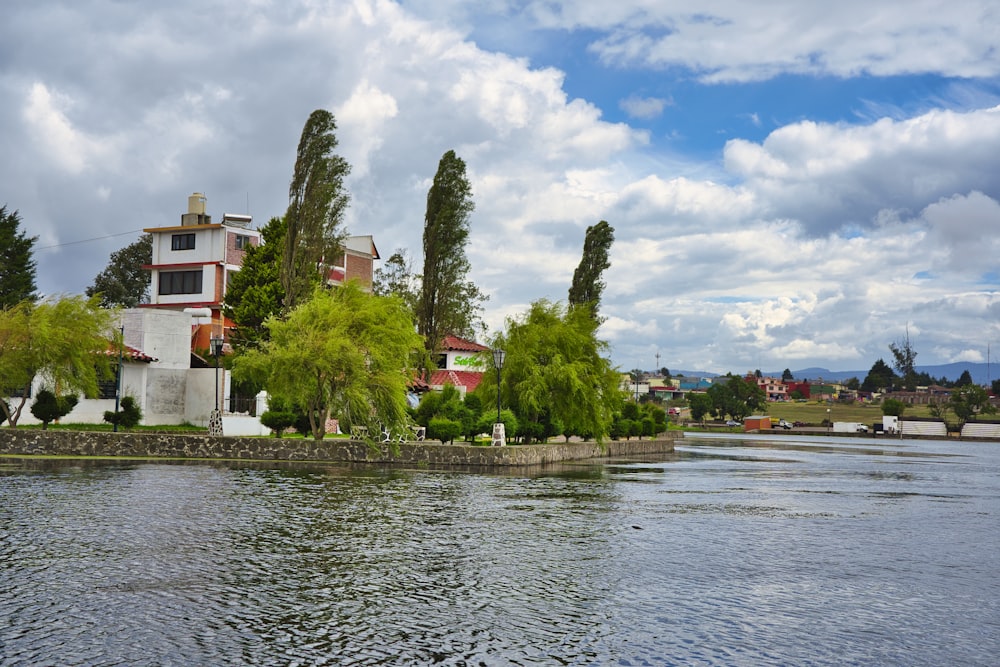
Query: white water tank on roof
188,192,207,214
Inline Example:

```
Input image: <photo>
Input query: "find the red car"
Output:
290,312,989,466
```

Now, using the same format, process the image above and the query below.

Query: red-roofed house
426,335,491,396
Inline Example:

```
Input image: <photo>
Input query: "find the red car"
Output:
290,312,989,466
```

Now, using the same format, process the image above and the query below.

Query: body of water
1,435,998,666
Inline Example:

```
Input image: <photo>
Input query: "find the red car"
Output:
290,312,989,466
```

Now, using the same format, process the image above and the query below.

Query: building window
235,234,251,250
97,372,119,399
172,233,196,250
158,270,203,295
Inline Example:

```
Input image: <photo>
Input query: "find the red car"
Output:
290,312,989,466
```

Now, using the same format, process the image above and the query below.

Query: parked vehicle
725,420,741,427
776,419,792,429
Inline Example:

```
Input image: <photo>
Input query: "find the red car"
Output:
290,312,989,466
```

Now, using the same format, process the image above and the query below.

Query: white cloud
619,95,671,119
515,0,1000,82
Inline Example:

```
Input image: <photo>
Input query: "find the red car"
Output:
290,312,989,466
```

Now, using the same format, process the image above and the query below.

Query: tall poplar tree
568,220,615,321
280,109,351,311
86,233,152,307
0,205,38,307
416,150,486,357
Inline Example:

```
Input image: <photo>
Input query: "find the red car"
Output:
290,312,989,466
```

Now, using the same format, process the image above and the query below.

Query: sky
3,0,1000,375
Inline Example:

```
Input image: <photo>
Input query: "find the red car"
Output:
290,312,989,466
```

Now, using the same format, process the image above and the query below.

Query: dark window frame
171,233,196,251
158,270,203,295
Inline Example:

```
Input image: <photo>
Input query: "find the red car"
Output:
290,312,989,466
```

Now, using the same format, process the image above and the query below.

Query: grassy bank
685,401,935,426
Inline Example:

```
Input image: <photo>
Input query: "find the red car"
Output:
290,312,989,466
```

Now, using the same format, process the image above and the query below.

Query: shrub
260,410,297,437
31,390,78,430
428,417,462,444
104,396,142,430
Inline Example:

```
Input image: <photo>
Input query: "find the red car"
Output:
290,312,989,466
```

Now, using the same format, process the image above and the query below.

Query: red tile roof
427,370,485,393
440,335,489,352
104,344,157,363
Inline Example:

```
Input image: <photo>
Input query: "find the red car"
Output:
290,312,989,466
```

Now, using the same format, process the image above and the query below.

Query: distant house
748,375,789,401
142,192,261,351
426,335,491,396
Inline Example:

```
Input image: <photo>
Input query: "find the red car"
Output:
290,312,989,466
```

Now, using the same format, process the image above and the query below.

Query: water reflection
2,437,998,666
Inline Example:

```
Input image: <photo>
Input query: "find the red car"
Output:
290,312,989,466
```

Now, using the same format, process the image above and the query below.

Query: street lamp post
491,348,506,446
210,336,224,436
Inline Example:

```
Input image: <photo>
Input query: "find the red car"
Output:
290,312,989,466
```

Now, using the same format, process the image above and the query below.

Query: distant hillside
783,363,997,386
663,363,997,385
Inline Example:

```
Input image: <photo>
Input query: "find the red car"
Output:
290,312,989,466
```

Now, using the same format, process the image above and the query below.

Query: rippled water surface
1,435,998,666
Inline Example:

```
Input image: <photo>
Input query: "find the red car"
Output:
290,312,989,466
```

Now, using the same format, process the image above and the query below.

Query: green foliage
281,110,351,311
260,409,298,437
955,370,973,387
104,396,142,430
416,150,486,359
86,234,152,308
946,384,995,425
30,389,78,429
781,368,793,382
373,249,418,313
475,408,518,443
862,358,897,392
414,384,479,442
889,333,918,391
0,206,38,308
845,377,860,390
428,416,462,444
706,374,766,421
567,220,615,321
687,392,713,422
881,397,906,417
232,281,423,440
484,299,623,443
0,295,116,427
225,217,286,352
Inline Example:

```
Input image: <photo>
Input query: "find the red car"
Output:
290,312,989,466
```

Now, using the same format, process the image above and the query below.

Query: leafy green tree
781,368,793,382
232,281,423,441
991,379,1000,396
373,248,418,313
483,299,623,443
881,397,906,417
281,109,351,311
104,395,142,430
428,416,462,444
889,332,918,391
955,370,973,387
862,358,897,392
567,220,615,321
947,384,995,426
845,376,860,390
416,150,486,360
224,217,286,352
0,295,115,427
687,392,713,423
30,389,78,429
86,234,152,307
707,374,766,421
0,206,38,307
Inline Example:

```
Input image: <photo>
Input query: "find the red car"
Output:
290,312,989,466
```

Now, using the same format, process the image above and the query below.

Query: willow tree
0,295,116,426
232,281,423,441
280,110,351,311
416,150,486,359
567,220,615,321
482,299,623,443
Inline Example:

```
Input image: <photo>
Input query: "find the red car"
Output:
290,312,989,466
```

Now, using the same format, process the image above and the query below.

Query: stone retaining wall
0,429,677,467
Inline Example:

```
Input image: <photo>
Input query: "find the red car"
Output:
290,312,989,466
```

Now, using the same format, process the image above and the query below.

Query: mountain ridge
668,362,997,386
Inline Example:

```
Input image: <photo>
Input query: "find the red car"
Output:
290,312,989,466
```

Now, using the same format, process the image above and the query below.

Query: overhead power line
36,229,145,251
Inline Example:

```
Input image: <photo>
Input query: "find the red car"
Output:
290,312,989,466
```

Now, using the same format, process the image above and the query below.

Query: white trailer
832,421,869,433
